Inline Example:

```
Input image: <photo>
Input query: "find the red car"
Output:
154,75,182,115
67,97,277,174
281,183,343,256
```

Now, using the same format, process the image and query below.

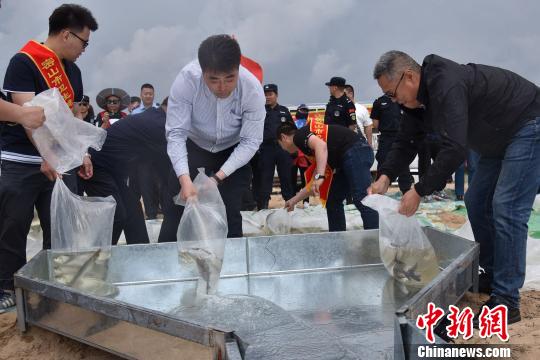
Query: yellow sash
20,40,76,109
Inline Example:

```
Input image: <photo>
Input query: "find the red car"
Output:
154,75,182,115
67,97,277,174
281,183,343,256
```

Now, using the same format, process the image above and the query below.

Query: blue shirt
131,103,159,115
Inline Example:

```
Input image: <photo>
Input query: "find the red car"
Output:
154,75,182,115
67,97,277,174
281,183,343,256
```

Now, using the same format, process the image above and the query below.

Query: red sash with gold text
19,40,75,109
304,121,334,207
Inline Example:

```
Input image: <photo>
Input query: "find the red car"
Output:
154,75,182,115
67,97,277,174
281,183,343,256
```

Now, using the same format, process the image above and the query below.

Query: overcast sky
2,0,540,108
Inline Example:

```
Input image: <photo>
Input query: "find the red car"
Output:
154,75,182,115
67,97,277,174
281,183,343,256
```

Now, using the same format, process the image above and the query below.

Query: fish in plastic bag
362,194,439,287
49,178,118,297
176,168,228,295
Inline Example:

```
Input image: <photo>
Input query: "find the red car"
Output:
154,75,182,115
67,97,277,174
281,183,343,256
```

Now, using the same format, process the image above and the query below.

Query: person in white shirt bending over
162,34,266,241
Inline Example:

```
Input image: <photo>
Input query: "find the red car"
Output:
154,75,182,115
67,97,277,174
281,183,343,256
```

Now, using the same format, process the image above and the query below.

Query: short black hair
344,84,354,95
141,83,154,91
130,96,141,103
276,122,298,139
49,4,98,35
198,34,241,73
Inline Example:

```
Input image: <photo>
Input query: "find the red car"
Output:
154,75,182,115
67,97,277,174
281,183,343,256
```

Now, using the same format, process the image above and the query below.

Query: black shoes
473,295,521,329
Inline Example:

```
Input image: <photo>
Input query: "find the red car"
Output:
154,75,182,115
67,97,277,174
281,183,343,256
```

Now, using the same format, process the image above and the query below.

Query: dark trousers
81,167,149,245
257,142,294,209
291,165,307,195
376,136,413,193
326,141,379,231
241,153,259,211
158,140,252,243
0,161,77,290
129,161,161,219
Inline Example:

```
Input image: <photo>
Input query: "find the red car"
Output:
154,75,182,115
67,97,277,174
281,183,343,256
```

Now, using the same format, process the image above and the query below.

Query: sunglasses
106,100,120,105
69,31,89,49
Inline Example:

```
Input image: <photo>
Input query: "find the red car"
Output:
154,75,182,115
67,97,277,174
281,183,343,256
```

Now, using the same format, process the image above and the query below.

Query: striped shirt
166,60,265,177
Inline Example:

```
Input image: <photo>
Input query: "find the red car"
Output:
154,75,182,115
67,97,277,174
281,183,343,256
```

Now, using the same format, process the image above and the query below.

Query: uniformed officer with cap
255,83,295,209
324,77,357,130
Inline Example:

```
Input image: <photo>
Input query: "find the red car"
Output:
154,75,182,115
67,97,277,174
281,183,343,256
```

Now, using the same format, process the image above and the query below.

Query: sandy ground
455,291,540,359
0,311,118,359
2,188,539,359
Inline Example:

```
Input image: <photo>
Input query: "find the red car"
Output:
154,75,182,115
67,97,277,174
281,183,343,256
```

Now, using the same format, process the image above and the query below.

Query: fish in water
179,247,222,295
393,260,421,282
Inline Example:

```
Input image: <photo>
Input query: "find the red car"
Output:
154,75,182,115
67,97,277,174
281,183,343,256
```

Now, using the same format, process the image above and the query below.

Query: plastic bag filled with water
175,168,228,295
362,194,439,287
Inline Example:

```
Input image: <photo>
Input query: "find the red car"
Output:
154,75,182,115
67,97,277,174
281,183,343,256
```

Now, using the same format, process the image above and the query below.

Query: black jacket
324,94,357,128
379,54,540,196
263,104,293,142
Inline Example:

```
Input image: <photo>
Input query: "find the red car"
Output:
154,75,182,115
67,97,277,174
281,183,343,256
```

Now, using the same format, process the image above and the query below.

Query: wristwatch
314,173,326,181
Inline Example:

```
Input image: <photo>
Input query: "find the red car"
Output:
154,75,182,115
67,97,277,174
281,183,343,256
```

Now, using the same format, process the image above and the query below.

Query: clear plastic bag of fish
49,178,118,296
25,88,107,173
263,209,291,235
175,168,228,295
362,194,439,287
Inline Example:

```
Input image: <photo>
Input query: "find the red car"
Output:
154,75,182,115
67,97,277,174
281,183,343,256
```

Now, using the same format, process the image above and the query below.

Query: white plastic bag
176,168,228,295
51,179,116,252
362,194,439,287
49,179,118,296
263,209,291,235
25,88,107,173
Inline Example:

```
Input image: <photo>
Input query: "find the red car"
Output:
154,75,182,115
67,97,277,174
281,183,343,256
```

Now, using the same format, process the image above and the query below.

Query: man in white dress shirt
161,34,265,240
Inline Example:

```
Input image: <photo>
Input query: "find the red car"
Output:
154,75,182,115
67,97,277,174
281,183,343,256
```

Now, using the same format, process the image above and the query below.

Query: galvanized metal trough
15,227,478,359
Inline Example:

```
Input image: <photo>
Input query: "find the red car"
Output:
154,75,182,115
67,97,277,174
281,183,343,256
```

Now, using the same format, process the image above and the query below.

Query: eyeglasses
69,31,89,49
385,72,405,99
106,99,120,105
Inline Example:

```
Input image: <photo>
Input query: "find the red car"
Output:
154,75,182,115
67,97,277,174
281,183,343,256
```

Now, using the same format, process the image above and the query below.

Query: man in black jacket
369,51,540,325
324,76,357,130
255,83,295,209
81,99,171,245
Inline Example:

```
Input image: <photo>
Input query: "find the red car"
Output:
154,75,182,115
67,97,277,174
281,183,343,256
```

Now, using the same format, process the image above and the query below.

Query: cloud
86,25,199,100
310,50,351,87
1,0,540,107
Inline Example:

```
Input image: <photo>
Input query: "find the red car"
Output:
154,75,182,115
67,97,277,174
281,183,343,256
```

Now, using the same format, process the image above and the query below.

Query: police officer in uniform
370,94,414,194
324,77,357,130
256,84,295,209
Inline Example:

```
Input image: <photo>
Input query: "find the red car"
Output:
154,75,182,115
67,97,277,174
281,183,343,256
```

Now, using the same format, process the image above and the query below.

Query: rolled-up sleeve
166,71,194,177
220,83,265,176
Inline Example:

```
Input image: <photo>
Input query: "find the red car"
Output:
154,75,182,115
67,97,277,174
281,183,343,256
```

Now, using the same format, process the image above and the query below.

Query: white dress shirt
355,102,373,128
166,60,265,177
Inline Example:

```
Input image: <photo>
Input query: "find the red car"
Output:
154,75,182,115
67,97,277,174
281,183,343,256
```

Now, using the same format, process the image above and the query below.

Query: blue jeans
464,118,540,308
455,163,466,197
454,151,480,197
467,150,480,183
326,140,379,231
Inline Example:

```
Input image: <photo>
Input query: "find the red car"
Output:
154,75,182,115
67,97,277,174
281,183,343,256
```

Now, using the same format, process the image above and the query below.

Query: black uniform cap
325,77,346,86
263,83,278,93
